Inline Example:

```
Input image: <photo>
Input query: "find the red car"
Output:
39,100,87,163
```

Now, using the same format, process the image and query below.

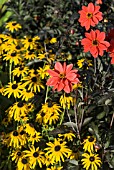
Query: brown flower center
92,40,98,46
22,158,27,164
12,84,18,89
17,151,21,156
54,145,61,151
12,22,17,26
13,130,18,136
16,45,21,50
11,52,16,57
33,152,39,157
88,137,94,142
60,73,65,78
87,13,93,18
41,112,45,117
89,156,95,162
28,38,32,42
17,101,24,108
19,67,24,71
31,77,37,82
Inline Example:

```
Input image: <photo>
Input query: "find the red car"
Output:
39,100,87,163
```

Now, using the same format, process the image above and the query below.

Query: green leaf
97,111,106,119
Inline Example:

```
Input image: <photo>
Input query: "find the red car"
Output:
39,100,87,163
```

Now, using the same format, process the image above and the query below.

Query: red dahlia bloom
96,0,102,4
46,62,80,93
78,3,103,31
81,29,110,58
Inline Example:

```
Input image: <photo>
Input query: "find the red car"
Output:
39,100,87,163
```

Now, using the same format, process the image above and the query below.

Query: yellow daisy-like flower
22,75,44,92
81,152,102,170
5,21,22,32
24,50,36,60
73,82,82,90
28,132,42,145
3,51,22,65
6,101,28,121
45,155,55,167
58,132,75,141
45,138,72,163
1,115,12,126
17,157,30,170
37,52,48,60
47,166,63,170
83,136,96,153
24,146,45,168
24,123,37,136
6,130,23,148
36,102,61,125
59,93,74,109
11,150,24,163
12,66,29,77
3,81,24,98
0,86,4,95
77,59,92,69
50,37,57,44
21,89,34,101
21,36,35,50
37,64,50,79
42,102,61,115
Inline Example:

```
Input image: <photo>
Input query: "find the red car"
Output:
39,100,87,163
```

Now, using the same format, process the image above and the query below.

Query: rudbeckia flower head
78,3,103,30
81,152,102,170
46,62,80,93
81,29,110,58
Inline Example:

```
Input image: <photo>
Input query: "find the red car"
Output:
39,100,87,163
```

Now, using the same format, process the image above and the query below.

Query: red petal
48,70,59,77
66,64,73,74
88,3,94,13
55,62,64,73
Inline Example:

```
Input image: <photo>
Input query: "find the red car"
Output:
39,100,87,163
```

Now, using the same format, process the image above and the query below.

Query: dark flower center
60,73,65,79
33,152,39,157
17,151,21,156
11,52,16,57
54,145,61,151
13,130,18,136
17,102,24,108
87,13,93,18
92,40,98,46
28,38,32,42
33,134,36,138
31,77,37,82
33,70,38,75
20,130,25,135
28,52,32,55
16,45,21,49
89,156,95,162
48,102,53,107
12,22,17,26
12,84,18,89
22,158,27,164
19,67,24,71
88,137,94,142
41,112,45,117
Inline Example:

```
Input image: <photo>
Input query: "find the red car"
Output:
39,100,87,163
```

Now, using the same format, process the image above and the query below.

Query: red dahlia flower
46,62,80,93
81,29,110,58
96,0,102,4
78,3,103,31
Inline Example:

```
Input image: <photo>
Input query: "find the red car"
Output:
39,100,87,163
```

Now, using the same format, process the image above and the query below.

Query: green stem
59,108,65,125
9,62,12,82
45,86,49,103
